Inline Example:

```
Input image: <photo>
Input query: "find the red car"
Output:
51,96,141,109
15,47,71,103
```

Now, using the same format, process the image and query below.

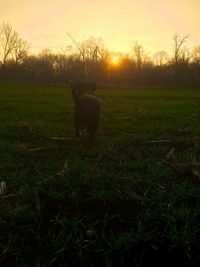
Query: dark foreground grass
1,82,200,266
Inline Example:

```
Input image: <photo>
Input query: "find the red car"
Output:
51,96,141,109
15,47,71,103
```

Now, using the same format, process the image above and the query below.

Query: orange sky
1,0,200,55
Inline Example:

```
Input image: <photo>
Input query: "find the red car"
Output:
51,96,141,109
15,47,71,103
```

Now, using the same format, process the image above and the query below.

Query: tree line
0,22,200,87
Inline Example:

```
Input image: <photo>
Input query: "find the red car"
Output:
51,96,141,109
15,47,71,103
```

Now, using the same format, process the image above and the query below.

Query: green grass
1,82,200,266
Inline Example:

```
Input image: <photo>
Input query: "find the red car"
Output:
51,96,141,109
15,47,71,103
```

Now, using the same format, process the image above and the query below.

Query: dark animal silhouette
70,82,100,141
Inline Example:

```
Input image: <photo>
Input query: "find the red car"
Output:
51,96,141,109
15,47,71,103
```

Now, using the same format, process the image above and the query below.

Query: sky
1,0,200,55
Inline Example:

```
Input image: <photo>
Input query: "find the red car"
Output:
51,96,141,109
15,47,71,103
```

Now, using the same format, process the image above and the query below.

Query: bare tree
0,22,18,66
192,46,200,64
153,50,169,66
67,34,108,81
12,36,29,66
132,41,145,69
0,22,29,68
68,34,107,62
171,34,192,85
172,34,190,65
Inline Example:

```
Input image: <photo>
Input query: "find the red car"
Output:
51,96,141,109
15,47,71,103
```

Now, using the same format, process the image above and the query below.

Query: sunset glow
112,56,119,63
1,0,200,55
110,55,121,66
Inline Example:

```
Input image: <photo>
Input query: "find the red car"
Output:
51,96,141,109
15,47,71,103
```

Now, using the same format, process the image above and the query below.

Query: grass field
1,82,200,266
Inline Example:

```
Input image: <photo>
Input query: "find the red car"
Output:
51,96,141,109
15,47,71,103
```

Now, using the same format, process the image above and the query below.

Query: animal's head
70,82,97,96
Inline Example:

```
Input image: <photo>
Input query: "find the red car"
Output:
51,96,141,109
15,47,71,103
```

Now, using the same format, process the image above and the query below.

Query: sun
112,56,120,63
109,54,122,67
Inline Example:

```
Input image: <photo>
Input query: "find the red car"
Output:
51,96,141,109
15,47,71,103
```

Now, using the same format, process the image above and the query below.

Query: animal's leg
74,114,80,137
75,122,80,137
88,125,96,142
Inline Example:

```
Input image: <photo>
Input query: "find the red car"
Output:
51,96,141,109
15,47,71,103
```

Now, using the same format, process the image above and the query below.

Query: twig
145,140,172,145
16,145,56,153
0,194,17,201
49,137,72,141
162,148,200,178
